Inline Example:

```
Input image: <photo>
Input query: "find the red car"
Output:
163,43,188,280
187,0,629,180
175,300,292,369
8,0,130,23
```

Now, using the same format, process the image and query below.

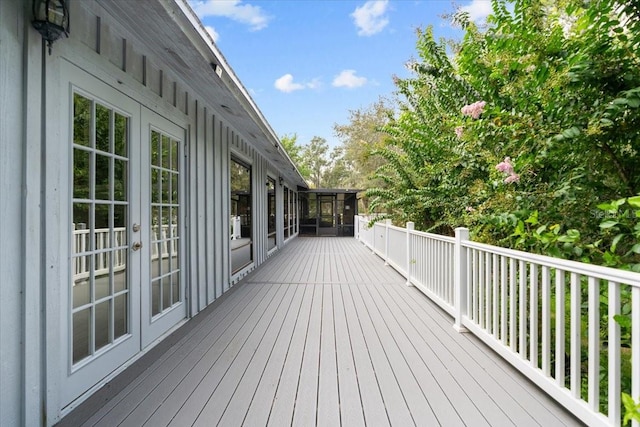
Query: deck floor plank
64,237,582,427
135,284,283,427
193,285,301,426
240,284,310,426
164,284,289,427
332,284,366,427
346,284,417,426
339,284,391,427
265,284,314,427
316,285,340,427
290,284,323,426
83,282,258,426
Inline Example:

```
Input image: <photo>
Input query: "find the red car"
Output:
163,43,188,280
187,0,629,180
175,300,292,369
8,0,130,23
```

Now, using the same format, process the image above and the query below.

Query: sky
190,0,493,149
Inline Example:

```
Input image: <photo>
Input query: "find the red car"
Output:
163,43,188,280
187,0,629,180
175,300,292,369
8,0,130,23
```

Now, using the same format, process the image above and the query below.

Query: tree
302,136,329,188
323,146,350,188
333,98,394,210
280,133,310,181
366,0,640,241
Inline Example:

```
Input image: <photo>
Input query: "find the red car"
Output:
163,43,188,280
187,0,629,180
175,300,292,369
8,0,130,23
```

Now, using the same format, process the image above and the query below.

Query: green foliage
623,393,640,426
302,136,329,188
365,0,640,244
280,133,311,180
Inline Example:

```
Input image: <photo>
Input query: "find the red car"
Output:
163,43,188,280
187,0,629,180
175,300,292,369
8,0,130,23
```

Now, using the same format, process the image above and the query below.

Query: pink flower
504,173,520,184
455,126,464,138
461,100,487,119
496,157,519,184
465,206,475,212
495,157,514,174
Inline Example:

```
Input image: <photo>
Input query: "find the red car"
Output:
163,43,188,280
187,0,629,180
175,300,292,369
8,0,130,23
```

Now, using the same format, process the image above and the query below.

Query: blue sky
191,0,492,149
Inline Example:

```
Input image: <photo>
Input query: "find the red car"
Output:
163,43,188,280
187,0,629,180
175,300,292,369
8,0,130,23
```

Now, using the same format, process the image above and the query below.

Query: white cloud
274,74,305,93
332,70,367,89
351,0,390,36
204,25,219,42
190,0,270,31
460,0,493,23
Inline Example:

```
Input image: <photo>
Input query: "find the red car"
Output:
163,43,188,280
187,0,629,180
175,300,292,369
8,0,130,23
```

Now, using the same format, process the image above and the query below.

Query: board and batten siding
0,0,302,424
0,1,47,426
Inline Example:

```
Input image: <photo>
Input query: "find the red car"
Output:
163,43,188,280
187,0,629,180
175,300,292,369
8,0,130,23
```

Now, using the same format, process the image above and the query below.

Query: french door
63,65,185,407
140,108,186,348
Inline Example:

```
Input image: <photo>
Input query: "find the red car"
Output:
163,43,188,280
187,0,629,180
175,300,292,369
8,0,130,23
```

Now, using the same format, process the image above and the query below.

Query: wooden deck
60,237,582,427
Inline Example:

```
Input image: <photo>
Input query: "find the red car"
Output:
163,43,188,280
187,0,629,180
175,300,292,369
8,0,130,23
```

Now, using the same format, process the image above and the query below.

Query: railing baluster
519,260,527,358
530,264,539,368
608,281,621,426
633,285,640,427
509,258,516,351
466,247,472,318
479,251,485,328
473,250,479,323
555,269,566,387
570,273,581,398
588,276,600,412
491,254,500,338
542,266,551,376
500,255,507,343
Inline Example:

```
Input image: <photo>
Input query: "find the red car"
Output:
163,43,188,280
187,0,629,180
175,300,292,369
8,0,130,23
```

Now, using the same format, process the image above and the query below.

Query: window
230,159,252,273
267,177,276,250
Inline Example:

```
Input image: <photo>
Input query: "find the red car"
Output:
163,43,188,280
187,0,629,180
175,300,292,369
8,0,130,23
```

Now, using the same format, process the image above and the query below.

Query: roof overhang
97,0,308,188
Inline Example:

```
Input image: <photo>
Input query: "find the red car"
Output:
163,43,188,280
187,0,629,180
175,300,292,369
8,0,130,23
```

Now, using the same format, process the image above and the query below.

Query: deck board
63,237,582,427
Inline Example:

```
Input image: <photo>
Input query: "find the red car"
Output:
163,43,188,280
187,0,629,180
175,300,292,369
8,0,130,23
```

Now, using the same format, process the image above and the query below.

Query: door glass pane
114,158,127,201
73,94,91,147
267,178,276,250
73,149,91,199
94,252,111,300
95,104,111,153
152,279,161,316
114,113,128,157
72,308,91,364
71,93,130,365
114,294,128,340
149,129,181,316
95,300,111,351
230,159,252,273
95,154,111,200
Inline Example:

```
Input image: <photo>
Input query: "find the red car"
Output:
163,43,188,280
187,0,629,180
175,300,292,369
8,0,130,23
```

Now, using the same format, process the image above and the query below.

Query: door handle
132,241,143,251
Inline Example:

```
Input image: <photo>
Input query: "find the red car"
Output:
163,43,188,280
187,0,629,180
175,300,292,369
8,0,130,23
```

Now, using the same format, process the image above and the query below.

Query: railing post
355,215,359,240
406,222,414,286
384,219,391,265
454,227,469,332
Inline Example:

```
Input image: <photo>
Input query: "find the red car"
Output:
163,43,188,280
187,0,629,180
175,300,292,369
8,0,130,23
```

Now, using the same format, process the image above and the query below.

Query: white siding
0,2,25,426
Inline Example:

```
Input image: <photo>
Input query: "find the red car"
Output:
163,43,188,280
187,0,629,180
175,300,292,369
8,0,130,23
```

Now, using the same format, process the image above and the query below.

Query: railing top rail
464,240,640,286
409,228,455,243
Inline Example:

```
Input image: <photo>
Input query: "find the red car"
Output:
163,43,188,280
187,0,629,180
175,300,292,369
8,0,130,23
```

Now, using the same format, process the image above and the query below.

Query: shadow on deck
59,237,582,426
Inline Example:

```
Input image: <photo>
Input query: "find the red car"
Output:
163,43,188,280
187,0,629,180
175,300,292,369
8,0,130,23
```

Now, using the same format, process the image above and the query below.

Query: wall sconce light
32,0,70,55
278,177,284,187
210,62,222,78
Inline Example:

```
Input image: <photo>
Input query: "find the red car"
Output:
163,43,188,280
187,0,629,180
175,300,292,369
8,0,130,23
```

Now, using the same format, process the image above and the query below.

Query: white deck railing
356,216,640,427
72,224,178,282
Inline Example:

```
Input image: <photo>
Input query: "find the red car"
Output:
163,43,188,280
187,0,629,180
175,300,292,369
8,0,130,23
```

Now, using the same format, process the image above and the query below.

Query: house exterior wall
1,2,26,426
0,1,302,425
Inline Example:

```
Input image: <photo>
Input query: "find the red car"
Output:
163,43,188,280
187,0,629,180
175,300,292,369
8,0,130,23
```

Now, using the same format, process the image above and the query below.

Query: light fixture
210,62,222,78
278,177,284,187
32,0,70,55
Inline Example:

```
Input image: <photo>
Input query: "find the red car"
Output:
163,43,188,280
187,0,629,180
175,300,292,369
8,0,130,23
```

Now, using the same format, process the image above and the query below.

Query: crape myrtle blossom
495,157,514,174
461,100,486,119
504,173,520,184
496,156,520,184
